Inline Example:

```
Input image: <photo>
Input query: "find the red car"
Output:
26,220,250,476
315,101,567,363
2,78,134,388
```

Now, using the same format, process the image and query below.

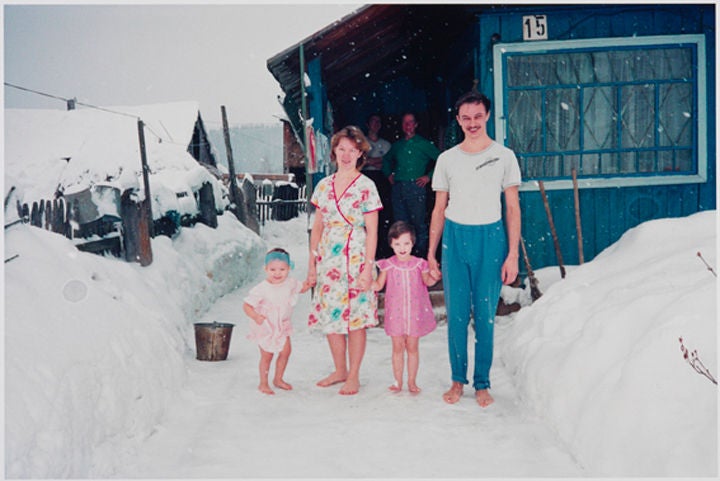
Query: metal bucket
194,322,234,361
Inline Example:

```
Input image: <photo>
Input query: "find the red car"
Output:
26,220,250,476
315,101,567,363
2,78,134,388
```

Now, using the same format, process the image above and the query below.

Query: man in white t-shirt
428,91,521,408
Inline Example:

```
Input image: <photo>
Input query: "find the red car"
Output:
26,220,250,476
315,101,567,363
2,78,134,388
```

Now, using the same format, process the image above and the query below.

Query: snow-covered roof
4,101,225,220
5,101,198,197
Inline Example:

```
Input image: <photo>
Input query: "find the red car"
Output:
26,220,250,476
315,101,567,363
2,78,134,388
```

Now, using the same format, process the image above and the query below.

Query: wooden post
299,43,313,209
571,168,584,264
64,201,72,238
135,120,153,266
520,236,542,301
30,201,40,227
538,180,566,278
221,106,242,215
121,189,141,263
197,181,218,228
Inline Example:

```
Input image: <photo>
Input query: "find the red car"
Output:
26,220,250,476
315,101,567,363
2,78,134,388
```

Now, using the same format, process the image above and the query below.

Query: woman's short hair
330,125,371,169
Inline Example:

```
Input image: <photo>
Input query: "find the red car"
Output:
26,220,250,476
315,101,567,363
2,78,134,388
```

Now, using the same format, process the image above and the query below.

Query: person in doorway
372,221,439,393
428,91,521,408
382,112,440,257
362,113,393,259
305,125,383,395
244,248,312,395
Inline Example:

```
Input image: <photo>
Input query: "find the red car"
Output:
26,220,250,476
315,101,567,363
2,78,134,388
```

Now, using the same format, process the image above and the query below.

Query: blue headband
265,250,293,268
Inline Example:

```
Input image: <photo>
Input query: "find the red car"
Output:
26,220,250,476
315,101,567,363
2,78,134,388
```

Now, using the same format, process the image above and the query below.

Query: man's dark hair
454,91,492,116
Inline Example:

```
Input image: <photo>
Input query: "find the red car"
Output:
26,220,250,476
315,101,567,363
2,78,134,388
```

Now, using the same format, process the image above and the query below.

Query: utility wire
5,81,280,151
5,82,140,120
6,81,167,142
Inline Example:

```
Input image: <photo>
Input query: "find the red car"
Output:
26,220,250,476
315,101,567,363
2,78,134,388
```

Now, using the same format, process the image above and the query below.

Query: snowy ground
4,210,717,478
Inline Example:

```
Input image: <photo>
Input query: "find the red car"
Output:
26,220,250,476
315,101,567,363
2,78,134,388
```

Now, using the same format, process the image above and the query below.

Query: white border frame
493,34,707,191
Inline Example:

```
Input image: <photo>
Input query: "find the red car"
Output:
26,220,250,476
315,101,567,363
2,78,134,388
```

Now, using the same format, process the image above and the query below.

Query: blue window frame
493,34,707,190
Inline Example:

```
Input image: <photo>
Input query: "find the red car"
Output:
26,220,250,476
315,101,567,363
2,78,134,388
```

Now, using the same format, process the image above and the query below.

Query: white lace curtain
505,46,694,179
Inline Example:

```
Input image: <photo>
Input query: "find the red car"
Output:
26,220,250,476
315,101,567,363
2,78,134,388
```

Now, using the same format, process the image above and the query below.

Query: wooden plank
197,182,218,229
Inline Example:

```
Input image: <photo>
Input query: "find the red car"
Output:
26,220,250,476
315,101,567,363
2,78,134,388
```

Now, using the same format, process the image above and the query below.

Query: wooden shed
267,3,716,270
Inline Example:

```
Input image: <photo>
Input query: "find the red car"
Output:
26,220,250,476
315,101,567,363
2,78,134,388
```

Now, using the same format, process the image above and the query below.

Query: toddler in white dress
244,248,311,394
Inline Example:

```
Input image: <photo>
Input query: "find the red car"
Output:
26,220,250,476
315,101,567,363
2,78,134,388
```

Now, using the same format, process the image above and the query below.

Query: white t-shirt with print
432,141,521,225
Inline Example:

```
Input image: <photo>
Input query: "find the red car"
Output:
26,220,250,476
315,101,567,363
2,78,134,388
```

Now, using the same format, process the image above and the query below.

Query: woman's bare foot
388,381,402,393
442,382,464,404
316,371,347,387
273,379,293,390
408,383,421,394
339,378,359,395
258,384,275,395
475,389,494,407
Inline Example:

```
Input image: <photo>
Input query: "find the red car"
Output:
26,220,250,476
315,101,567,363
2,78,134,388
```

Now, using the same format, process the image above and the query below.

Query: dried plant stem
696,251,717,277
679,337,718,385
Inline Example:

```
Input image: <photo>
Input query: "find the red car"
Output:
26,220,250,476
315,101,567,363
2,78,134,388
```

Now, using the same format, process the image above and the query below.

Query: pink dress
245,278,303,353
376,256,437,337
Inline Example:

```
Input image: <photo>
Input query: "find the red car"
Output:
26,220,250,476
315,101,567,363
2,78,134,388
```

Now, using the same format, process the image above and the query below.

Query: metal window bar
505,47,697,181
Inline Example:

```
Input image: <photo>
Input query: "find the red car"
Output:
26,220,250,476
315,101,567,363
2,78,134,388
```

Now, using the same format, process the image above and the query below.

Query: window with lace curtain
493,34,707,190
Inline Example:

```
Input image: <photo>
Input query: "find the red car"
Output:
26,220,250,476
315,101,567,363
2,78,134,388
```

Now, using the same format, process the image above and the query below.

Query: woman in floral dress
306,125,383,395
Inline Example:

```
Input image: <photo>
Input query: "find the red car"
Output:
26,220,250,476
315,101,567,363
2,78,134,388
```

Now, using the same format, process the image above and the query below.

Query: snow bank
4,104,227,221
4,213,265,477
498,210,717,476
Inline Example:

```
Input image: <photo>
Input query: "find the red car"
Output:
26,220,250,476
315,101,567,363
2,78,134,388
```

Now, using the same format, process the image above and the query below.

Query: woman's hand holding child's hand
357,269,373,291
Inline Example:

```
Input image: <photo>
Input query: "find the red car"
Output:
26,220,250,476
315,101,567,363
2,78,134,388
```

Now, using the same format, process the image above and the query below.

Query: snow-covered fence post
120,188,151,266
237,177,260,234
221,105,243,221
197,181,218,228
126,120,153,266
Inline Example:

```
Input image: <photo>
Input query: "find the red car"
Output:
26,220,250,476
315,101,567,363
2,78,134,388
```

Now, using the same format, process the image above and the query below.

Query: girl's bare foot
475,389,494,408
316,372,347,387
273,379,293,390
408,383,421,394
388,381,402,393
339,378,359,395
259,384,275,395
442,382,463,404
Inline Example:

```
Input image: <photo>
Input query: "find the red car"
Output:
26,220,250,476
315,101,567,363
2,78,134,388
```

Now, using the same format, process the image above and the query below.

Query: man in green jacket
382,112,440,256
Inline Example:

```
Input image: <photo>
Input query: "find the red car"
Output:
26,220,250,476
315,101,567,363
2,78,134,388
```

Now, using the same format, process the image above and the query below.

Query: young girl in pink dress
244,248,311,395
373,221,440,393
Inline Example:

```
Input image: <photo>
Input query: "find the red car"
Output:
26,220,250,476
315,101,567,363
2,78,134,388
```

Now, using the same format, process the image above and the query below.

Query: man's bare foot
316,372,347,387
408,383,421,394
259,384,275,395
442,382,464,404
388,381,402,393
273,379,293,390
339,378,359,395
475,389,494,408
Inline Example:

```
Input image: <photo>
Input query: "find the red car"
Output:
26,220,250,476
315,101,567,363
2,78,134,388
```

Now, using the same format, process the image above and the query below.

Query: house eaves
266,4,478,115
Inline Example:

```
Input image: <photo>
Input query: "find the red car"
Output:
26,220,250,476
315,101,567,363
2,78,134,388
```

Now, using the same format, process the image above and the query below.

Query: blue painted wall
477,4,715,270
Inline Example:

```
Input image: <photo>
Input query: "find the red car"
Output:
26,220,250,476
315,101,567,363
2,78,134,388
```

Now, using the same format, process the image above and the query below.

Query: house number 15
523,15,548,41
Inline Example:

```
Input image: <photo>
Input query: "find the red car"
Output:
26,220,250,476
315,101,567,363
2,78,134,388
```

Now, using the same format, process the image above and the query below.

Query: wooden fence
12,179,307,264
254,183,307,226
16,195,127,258
13,181,218,264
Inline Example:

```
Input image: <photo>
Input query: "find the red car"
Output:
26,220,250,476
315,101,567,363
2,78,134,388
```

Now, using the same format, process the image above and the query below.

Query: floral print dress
308,173,382,334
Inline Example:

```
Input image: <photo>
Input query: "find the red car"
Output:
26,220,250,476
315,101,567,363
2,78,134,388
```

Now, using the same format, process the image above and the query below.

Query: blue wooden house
267,4,715,270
